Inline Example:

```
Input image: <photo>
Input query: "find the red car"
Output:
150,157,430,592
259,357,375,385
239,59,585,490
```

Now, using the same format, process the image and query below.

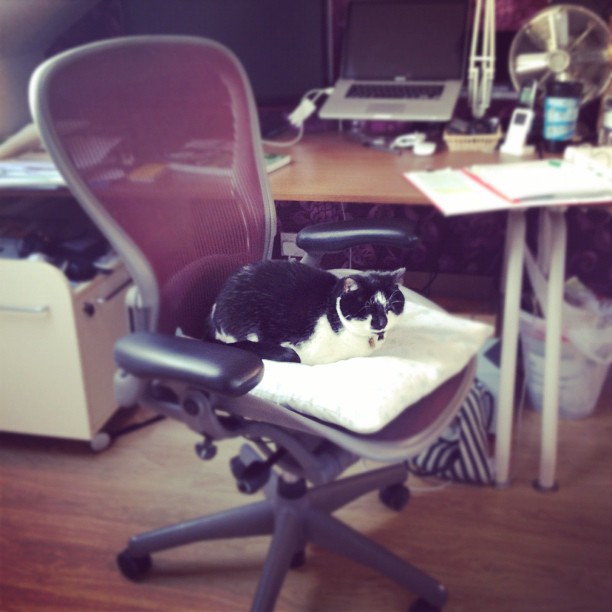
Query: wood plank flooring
1,374,610,612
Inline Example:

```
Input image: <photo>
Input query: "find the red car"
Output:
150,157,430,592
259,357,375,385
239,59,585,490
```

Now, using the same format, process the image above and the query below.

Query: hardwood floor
1,373,610,612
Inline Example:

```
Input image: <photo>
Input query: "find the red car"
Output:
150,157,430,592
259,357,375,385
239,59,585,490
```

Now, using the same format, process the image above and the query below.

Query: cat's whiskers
335,297,376,338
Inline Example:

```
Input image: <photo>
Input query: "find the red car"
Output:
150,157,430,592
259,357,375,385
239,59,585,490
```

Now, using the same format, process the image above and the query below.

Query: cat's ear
342,276,360,293
390,267,406,285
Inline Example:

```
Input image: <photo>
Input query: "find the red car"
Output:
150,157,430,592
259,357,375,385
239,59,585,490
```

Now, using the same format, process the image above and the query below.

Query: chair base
118,461,447,611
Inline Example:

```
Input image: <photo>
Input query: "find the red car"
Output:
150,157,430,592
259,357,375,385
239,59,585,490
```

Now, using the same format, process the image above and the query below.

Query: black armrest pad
296,218,419,254
114,332,264,397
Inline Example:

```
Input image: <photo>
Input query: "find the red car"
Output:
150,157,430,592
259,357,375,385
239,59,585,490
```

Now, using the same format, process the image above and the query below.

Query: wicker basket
443,127,502,152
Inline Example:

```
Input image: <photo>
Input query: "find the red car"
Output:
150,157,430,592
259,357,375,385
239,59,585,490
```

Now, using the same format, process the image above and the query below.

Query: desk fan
508,4,612,105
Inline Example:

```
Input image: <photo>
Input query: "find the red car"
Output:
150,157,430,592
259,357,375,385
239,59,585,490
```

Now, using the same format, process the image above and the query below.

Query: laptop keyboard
346,83,443,100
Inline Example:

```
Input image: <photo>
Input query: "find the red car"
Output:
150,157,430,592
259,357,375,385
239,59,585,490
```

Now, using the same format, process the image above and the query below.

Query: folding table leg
534,208,566,491
495,209,526,487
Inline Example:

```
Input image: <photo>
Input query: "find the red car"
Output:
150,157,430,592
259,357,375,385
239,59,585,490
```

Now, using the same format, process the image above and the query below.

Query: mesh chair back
31,36,276,338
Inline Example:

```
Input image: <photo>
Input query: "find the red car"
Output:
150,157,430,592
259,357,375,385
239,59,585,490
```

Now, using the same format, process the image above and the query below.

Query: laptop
319,0,471,122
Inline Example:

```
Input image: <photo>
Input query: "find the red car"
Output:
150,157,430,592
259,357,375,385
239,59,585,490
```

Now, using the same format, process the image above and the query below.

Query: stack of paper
0,153,64,189
564,145,612,179
405,157,612,216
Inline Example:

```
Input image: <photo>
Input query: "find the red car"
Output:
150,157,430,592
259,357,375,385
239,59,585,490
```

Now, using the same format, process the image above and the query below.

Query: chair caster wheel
410,597,442,612
195,440,217,460
90,432,112,452
117,550,152,581
290,549,306,569
379,483,410,511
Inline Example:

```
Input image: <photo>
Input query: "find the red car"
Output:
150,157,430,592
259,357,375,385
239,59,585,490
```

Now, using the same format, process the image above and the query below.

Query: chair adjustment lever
230,448,286,495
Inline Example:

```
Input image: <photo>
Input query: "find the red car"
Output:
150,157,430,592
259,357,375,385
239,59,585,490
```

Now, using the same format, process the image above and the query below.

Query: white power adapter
288,87,335,128
288,98,317,128
262,88,334,147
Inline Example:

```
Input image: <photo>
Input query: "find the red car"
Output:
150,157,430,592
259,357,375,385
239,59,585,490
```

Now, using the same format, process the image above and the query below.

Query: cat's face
336,269,405,338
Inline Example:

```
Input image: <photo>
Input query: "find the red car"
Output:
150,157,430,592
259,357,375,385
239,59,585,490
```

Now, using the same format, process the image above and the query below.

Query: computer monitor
119,0,333,133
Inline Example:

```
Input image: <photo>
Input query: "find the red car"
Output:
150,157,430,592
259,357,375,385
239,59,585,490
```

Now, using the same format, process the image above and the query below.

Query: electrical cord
261,87,334,148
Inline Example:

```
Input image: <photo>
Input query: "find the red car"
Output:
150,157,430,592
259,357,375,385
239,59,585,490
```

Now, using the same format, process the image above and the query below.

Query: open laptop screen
342,0,470,81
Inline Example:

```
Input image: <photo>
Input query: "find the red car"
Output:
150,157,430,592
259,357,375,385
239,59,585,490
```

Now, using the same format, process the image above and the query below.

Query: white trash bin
519,310,610,419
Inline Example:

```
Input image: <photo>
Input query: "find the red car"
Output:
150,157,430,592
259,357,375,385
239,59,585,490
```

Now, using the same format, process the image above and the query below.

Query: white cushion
250,286,493,433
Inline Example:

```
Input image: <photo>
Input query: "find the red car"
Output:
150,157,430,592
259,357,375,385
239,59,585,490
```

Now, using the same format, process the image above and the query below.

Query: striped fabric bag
408,381,494,485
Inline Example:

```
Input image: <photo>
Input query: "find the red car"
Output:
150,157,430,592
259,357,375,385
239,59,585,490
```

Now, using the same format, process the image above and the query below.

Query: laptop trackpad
366,103,406,116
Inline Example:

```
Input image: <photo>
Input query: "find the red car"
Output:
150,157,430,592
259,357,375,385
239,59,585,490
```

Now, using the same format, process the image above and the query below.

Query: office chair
30,36,483,611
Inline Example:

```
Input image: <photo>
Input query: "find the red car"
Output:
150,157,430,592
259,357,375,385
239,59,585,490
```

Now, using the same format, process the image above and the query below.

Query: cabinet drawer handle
0,304,50,315
95,279,132,304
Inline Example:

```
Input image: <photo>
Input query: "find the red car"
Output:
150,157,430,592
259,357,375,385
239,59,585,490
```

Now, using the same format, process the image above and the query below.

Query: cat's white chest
286,316,381,365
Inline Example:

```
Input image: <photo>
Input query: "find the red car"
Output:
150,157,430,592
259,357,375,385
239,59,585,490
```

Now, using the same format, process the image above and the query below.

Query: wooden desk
268,131,507,204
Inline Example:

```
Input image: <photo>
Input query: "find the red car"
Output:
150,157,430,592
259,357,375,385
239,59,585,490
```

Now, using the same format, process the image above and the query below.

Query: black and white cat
209,260,405,365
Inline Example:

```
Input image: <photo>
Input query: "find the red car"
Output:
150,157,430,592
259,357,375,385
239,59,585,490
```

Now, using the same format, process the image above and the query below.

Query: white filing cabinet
0,257,131,445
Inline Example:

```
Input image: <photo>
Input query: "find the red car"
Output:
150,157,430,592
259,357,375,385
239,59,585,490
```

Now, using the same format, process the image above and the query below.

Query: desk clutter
405,149,612,216
0,197,114,283
313,3,611,160
443,117,503,152
0,153,64,189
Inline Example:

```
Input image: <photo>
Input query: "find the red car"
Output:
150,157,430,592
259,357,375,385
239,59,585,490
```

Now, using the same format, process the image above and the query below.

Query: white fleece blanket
250,287,493,433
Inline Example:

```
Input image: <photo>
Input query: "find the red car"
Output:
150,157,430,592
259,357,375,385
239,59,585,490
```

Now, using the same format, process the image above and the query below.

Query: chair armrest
114,332,264,397
296,218,419,255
